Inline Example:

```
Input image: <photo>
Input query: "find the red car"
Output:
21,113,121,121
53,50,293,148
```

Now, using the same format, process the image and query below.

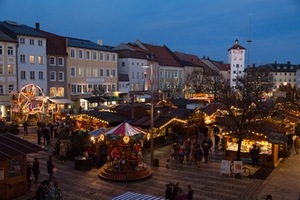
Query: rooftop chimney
288,61,291,66
235,39,239,45
35,22,40,30
253,63,255,68
275,61,277,67
203,56,206,59
98,39,102,46
207,57,210,60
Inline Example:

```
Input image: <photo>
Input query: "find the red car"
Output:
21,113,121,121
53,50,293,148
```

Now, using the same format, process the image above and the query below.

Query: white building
228,39,246,89
0,21,47,95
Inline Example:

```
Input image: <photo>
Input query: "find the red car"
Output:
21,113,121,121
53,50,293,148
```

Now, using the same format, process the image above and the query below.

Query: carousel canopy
111,192,164,200
88,127,106,137
103,122,147,137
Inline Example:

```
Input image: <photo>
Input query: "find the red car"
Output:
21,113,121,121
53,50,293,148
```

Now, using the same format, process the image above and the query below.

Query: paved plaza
13,129,300,200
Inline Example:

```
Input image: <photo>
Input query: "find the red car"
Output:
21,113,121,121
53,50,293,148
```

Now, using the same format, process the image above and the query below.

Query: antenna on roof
247,14,252,69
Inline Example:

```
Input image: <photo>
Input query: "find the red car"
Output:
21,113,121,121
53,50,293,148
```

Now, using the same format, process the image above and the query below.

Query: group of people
165,182,194,200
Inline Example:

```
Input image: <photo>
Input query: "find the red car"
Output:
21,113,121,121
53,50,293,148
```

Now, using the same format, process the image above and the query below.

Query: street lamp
110,74,113,105
142,52,154,166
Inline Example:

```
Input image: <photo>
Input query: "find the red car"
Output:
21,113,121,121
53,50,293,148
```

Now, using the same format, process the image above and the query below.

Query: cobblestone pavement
15,132,265,200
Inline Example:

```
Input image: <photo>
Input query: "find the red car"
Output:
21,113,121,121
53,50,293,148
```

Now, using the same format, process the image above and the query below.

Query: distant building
228,39,246,89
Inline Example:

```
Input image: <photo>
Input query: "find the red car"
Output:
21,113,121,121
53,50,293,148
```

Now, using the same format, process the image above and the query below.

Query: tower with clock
228,38,246,89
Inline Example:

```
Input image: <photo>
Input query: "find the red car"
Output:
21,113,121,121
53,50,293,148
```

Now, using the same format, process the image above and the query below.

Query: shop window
8,157,23,179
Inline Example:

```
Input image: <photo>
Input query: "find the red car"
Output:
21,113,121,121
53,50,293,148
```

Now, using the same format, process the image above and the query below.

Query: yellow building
0,31,17,118
67,38,119,112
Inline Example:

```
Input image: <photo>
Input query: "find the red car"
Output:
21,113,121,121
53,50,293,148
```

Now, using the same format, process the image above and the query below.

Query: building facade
66,38,118,111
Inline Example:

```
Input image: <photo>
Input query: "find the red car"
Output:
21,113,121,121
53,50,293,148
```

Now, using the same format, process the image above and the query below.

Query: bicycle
230,161,251,177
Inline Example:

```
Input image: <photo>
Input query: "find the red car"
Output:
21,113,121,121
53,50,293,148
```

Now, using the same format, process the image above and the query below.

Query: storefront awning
49,98,74,104
0,101,10,106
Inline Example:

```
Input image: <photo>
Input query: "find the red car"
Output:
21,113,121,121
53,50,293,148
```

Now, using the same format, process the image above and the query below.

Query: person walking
189,143,197,165
187,184,194,200
47,155,55,181
294,136,300,154
250,144,260,167
172,182,180,200
35,184,46,200
165,183,173,200
48,180,63,200
195,145,203,168
178,147,186,166
32,158,40,183
37,127,42,144
185,142,191,164
26,161,32,184
43,127,50,145
176,187,188,200
203,143,209,164
23,121,28,136
60,144,66,162
199,125,205,142
203,125,208,139
213,126,220,152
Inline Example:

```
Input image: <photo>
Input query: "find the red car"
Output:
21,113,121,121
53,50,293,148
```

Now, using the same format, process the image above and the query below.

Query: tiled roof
125,43,149,53
131,116,150,126
67,37,116,52
0,31,17,42
111,105,131,112
202,103,226,116
170,98,190,108
117,49,147,59
210,60,229,71
142,43,182,67
119,74,129,81
165,108,192,120
265,63,298,72
0,133,45,161
228,43,246,51
33,29,68,56
0,21,46,38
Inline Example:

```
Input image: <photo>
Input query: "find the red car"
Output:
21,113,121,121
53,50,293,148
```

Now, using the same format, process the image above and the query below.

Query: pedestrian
35,184,46,200
187,184,194,200
250,144,260,167
49,123,54,138
185,142,191,163
204,125,208,138
176,187,188,200
203,143,209,163
266,194,272,200
37,127,42,144
165,183,173,200
294,136,300,154
178,146,186,166
26,161,32,184
60,144,66,162
199,125,205,142
48,180,63,200
189,143,197,165
139,138,145,151
172,182,180,200
47,155,55,181
174,143,180,161
32,158,40,183
195,145,203,168
23,121,28,136
174,131,179,143
170,147,175,160
213,126,220,152
43,127,50,145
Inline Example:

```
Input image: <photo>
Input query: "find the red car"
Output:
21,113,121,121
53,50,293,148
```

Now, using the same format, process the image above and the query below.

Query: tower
228,39,246,89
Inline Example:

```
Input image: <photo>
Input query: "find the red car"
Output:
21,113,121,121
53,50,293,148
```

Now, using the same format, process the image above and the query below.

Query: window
93,52,97,60
50,88,56,97
165,72,167,78
78,67,84,77
88,84,93,92
58,72,64,81
236,64,239,68
58,88,64,97
0,46,2,54
289,73,292,76
39,71,43,80
172,72,174,78
280,73,282,76
137,72,139,79
112,84,116,91
294,79,296,82
77,85,82,93
70,49,75,58
122,62,125,67
71,67,76,77
20,38,25,44
21,71,26,79
112,54,116,62
239,71,242,74
175,72,177,77
137,63,139,66
38,40,43,46
29,39,34,45
285,73,287,76
79,50,83,59
155,64,157,70
8,64,13,74
274,79,277,82
38,56,43,64
50,57,55,65
132,72,134,79
58,58,63,66
7,47,13,55
50,71,56,81
279,79,282,82
93,68,98,77
100,69,104,77
284,79,287,82
30,71,35,80
8,84,14,93
8,157,23,179
160,71,163,78
168,72,171,78
131,84,135,91
83,85,87,93
19,54,25,63
86,68,91,77
30,55,35,64
275,73,277,75
289,79,291,82
179,72,182,78
100,52,104,61
155,74,157,81
132,62,134,65
112,69,116,77
71,85,76,93
106,69,110,77
160,83,163,89
86,51,90,60
106,53,110,61
148,74,151,80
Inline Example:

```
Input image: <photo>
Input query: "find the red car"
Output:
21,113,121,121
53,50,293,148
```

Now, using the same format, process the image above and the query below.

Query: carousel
90,122,153,181
10,84,46,124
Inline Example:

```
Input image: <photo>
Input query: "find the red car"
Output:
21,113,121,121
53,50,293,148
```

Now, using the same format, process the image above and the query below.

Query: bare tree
277,83,300,111
205,71,228,102
185,68,209,93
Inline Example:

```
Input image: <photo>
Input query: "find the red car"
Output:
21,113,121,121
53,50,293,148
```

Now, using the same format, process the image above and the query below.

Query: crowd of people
165,182,194,200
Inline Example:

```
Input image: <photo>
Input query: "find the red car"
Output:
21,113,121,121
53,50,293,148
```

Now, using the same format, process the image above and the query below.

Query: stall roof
0,133,45,161
49,98,73,104
165,108,192,120
202,103,226,116
80,111,128,124
111,192,164,200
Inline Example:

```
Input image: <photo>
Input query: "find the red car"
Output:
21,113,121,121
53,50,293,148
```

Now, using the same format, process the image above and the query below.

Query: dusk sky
1,0,299,66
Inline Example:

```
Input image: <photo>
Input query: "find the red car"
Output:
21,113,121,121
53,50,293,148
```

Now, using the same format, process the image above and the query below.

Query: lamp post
110,74,113,105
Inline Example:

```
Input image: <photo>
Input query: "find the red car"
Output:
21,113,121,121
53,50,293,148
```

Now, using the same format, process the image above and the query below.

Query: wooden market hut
0,133,45,200
223,120,288,167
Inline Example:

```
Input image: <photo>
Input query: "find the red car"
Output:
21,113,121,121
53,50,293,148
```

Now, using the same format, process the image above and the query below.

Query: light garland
123,136,130,144
159,118,187,130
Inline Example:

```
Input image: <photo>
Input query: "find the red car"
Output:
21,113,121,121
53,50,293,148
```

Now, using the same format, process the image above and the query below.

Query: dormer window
283,66,287,69
291,66,294,69
276,66,280,70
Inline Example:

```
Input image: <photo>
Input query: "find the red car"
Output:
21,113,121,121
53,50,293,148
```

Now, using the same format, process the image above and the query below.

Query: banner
233,161,243,174
220,160,231,176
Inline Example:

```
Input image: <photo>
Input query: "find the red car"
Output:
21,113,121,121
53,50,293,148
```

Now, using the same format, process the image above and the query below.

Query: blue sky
1,0,299,65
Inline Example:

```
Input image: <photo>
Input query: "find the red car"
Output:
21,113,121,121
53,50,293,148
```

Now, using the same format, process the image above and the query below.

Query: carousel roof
111,192,164,200
103,122,147,137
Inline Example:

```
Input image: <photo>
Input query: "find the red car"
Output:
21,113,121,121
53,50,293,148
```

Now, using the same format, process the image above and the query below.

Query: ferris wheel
18,84,46,115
